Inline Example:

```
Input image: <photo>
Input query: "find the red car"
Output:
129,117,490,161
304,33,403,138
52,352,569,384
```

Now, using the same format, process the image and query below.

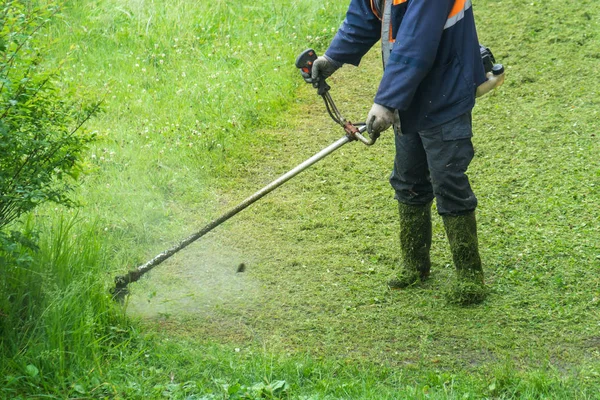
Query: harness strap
381,0,393,68
371,0,383,19
380,0,401,132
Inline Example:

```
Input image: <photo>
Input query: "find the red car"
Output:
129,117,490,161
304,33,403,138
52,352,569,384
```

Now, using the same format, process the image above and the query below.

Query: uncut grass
88,338,597,399
1,213,129,395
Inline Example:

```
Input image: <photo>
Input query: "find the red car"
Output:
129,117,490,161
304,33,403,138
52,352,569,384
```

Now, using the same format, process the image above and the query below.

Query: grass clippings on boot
445,279,488,306
387,270,423,289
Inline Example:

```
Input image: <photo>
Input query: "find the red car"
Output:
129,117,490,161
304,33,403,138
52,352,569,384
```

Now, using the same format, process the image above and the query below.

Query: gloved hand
476,71,505,98
366,103,399,139
301,55,342,84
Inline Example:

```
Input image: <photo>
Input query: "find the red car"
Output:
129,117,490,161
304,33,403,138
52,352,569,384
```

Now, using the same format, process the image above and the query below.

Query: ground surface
127,45,600,377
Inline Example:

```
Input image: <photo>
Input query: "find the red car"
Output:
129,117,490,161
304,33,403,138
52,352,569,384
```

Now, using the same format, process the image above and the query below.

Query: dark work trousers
389,112,477,216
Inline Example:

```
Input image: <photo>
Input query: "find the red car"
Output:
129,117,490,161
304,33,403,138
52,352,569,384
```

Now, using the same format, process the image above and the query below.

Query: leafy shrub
0,2,104,387
0,1,99,230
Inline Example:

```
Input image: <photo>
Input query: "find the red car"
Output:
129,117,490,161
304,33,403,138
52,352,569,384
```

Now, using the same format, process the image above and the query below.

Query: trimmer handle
480,45,504,76
295,48,317,76
295,48,330,95
491,64,504,75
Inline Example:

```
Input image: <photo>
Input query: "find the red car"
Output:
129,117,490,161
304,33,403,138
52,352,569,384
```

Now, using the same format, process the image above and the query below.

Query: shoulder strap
371,0,384,20
381,0,393,67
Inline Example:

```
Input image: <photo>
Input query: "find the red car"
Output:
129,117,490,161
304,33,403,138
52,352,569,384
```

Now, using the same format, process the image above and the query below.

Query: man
307,0,504,304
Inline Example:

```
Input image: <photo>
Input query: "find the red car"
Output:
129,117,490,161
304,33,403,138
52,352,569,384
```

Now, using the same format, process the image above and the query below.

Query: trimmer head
110,270,141,303
110,276,129,303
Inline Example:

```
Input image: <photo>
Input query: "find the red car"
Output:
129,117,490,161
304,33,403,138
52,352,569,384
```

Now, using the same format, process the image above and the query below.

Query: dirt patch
125,235,261,320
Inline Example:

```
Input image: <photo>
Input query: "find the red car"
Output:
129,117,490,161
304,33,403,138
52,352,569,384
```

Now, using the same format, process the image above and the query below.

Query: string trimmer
111,49,378,302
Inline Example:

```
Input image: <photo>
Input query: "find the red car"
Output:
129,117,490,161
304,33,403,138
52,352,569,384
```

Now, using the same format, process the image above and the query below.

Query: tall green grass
1,212,129,396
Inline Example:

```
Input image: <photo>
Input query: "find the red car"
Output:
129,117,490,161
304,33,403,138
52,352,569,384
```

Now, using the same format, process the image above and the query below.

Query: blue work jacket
325,0,487,133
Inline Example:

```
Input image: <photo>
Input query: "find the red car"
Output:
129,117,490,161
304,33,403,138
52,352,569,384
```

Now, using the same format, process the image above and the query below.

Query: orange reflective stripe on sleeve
448,0,467,18
445,0,471,29
393,0,407,4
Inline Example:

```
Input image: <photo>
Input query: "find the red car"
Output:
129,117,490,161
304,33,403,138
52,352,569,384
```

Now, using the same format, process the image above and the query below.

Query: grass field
1,0,599,398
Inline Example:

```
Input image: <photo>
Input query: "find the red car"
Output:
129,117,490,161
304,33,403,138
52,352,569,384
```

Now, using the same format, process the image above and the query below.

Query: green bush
0,1,99,230
0,3,112,393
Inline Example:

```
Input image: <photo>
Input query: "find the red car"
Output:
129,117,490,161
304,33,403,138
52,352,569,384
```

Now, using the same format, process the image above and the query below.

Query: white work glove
476,71,505,98
301,55,342,84
366,103,399,139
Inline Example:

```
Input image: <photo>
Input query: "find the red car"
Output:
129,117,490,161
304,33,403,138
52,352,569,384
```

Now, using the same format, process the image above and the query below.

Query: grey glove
366,103,399,138
301,55,342,84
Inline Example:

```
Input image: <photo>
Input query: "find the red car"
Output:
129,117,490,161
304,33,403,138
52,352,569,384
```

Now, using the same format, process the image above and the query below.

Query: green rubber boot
388,202,432,289
442,212,487,305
